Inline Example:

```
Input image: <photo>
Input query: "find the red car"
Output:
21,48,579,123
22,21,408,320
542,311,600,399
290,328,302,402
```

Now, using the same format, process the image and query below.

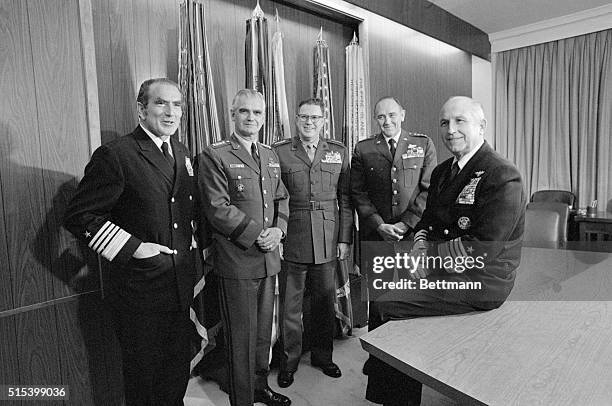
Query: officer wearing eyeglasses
272,98,353,388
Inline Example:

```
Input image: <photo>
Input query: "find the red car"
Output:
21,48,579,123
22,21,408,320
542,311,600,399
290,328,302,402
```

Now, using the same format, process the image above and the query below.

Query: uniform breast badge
458,216,471,230
405,144,425,158
185,157,194,176
237,184,245,192
456,171,484,205
321,151,341,164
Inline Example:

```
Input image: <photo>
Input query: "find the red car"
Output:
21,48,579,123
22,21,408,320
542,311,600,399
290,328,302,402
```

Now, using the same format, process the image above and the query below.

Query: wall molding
490,4,612,53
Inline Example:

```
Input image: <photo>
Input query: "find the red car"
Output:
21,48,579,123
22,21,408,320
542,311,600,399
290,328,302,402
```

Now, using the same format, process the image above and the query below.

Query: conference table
360,247,612,405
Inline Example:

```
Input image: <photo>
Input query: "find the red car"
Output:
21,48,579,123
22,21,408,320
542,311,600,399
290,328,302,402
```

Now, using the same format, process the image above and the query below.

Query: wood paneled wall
364,12,472,161
0,0,122,404
1,0,472,403
93,0,356,143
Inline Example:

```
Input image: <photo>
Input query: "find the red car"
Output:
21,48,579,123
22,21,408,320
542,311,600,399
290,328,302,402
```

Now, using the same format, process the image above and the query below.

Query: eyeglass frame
296,114,325,123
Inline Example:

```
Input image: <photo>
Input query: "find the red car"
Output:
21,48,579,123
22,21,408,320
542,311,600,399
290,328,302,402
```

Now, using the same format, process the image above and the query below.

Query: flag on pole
270,9,291,141
343,32,368,158
313,27,335,140
245,1,276,145
178,0,221,372
343,32,369,329
312,28,352,336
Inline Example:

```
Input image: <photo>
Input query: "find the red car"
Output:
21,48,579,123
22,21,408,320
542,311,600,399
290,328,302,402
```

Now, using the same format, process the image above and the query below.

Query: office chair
530,190,576,208
523,207,562,249
526,202,569,245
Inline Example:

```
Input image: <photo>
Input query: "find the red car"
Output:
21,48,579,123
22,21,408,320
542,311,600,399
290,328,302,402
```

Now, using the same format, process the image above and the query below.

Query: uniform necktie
251,143,260,167
388,138,396,158
449,162,460,183
161,141,174,169
306,144,316,162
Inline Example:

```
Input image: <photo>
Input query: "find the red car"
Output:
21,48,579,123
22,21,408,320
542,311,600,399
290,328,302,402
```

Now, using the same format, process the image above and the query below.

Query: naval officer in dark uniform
64,78,197,406
273,98,353,388
364,96,526,406
350,96,437,243
197,89,291,406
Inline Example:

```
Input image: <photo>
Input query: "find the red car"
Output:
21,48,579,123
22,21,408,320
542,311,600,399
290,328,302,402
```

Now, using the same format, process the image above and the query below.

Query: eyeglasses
297,114,324,123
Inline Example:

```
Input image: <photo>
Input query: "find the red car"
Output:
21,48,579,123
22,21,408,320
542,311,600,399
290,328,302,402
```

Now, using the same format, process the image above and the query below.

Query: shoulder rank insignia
326,139,345,147
456,176,482,205
272,139,291,147
260,143,271,149
321,151,342,164
211,140,230,148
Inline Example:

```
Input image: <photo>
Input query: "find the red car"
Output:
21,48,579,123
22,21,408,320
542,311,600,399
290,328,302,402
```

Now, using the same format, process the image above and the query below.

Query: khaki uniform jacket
351,130,436,240
197,134,289,279
64,126,197,311
273,137,353,264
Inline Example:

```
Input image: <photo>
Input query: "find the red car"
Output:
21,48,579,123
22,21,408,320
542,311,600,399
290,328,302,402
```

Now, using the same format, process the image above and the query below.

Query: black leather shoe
254,386,291,406
277,370,295,388
312,361,342,378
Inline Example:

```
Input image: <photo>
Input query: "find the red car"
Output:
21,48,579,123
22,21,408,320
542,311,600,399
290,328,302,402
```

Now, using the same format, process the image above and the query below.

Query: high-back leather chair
530,190,576,208
523,207,562,249
526,202,570,245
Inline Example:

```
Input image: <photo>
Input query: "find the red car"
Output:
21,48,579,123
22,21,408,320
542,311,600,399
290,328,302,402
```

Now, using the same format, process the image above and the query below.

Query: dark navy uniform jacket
273,137,353,264
414,142,526,305
197,134,289,279
351,130,436,240
64,126,197,311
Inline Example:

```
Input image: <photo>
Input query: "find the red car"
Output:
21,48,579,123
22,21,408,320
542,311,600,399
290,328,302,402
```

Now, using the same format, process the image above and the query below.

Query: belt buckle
309,200,317,210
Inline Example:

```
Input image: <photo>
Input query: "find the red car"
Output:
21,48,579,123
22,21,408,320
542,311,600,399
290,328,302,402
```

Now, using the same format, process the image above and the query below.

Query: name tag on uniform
268,162,280,168
230,163,245,168
185,157,194,176
321,151,342,164
404,144,425,158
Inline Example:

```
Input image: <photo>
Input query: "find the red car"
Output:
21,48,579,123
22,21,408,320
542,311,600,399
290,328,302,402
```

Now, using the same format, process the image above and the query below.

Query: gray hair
231,89,265,111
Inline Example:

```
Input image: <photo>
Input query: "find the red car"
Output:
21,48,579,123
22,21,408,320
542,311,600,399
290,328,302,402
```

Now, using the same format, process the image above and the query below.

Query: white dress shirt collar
140,124,173,157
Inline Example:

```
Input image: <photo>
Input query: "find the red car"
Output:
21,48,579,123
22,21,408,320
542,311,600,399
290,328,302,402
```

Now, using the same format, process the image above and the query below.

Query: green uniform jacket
197,134,289,279
273,137,353,264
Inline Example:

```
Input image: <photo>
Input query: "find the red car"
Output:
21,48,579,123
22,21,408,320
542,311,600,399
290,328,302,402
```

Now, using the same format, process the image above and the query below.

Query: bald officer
197,89,291,406
273,98,353,388
350,96,437,243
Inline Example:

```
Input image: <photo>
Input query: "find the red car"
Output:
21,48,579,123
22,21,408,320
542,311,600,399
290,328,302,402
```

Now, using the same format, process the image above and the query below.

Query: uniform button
444,229,449,235
237,175,242,179
392,179,397,183
173,249,178,254
265,217,269,222
261,177,265,181
263,190,267,195
264,203,268,208
429,226,433,231
189,195,193,201
393,190,398,195
173,223,178,229
392,167,397,171
189,246,193,251
171,197,175,203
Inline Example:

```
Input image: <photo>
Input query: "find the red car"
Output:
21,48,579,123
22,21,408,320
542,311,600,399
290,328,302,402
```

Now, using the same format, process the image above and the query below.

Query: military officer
273,98,353,388
350,96,437,243
64,78,196,405
197,89,291,406
364,96,526,406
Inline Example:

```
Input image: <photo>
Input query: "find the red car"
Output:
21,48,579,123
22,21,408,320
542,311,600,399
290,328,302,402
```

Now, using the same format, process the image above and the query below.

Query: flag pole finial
318,26,323,41
350,31,358,45
252,0,264,18
275,8,280,31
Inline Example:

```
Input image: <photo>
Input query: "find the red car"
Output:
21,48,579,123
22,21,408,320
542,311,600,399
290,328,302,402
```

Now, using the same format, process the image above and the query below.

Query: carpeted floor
184,327,456,406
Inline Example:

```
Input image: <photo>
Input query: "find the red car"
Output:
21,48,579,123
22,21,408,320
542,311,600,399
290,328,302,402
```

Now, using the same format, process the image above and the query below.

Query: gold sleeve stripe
453,237,469,258
448,240,459,259
414,230,428,241
89,221,131,261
